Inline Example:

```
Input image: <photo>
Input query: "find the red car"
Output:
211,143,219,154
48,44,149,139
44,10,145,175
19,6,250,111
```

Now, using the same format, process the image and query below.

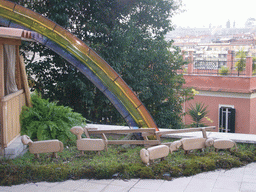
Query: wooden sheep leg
53,152,58,158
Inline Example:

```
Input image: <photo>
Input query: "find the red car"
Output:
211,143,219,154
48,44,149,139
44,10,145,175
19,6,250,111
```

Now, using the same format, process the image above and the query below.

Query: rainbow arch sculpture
0,0,158,130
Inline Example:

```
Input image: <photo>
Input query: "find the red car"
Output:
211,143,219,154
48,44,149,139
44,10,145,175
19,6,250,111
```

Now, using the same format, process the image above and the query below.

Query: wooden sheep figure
140,145,169,165
205,138,237,152
179,137,207,154
169,140,182,153
21,135,64,158
178,137,214,154
70,126,107,155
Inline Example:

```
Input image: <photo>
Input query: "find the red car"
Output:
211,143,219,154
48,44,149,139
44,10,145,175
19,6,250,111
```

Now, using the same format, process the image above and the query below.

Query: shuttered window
219,107,235,133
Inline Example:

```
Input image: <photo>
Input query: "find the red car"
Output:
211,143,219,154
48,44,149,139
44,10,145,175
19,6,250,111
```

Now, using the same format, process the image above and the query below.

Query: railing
194,59,246,76
0,90,25,148
179,59,248,76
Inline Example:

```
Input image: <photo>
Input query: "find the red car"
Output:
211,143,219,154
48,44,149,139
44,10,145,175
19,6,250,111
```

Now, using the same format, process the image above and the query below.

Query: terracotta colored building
182,51,256,134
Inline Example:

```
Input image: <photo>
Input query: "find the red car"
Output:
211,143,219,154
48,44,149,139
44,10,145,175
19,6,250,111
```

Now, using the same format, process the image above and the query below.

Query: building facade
182,51,256,134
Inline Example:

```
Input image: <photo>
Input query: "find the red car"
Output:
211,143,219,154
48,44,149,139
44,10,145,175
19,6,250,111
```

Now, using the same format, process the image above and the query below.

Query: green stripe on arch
0,0,158,130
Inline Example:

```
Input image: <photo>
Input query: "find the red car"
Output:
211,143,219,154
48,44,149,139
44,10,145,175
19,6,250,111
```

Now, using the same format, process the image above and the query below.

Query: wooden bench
86,127,161,147
155,126,216,140
81,126,215,145
71,126,216,154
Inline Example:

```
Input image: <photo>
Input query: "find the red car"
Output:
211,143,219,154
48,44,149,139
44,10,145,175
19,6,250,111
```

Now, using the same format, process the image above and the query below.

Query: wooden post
19,56,32,107
0,44,4,97
201,128,207,139
0,44,4,153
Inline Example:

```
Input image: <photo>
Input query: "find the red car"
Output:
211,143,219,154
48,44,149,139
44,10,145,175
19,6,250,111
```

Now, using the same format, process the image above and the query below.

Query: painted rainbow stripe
0,0,158,130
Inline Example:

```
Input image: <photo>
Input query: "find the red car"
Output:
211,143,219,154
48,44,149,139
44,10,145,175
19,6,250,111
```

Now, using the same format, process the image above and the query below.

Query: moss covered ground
1,139,256,186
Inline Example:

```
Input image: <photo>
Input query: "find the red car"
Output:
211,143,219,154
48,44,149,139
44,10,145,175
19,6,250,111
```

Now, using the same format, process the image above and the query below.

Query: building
182,51,256,134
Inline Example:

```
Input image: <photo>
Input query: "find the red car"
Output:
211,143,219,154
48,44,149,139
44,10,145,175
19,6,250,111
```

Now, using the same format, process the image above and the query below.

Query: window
219,105,235,133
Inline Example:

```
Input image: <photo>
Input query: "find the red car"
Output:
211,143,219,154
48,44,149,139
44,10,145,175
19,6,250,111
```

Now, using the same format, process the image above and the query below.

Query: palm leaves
20,92,86,144
188,103,209,127
235,49,246,76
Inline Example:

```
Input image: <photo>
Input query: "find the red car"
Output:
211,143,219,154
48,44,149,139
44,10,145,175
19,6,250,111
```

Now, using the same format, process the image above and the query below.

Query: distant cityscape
166,18,256,70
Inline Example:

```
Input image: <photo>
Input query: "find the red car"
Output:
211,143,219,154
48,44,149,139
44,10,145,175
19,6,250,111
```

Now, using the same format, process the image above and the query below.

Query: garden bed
1,138,256,186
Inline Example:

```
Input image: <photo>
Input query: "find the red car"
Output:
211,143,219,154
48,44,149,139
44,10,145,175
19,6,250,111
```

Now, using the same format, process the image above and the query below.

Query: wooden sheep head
70,126,84,140
21,135,33,145
205,138,214,147
169,140,182,153
140,148,150,164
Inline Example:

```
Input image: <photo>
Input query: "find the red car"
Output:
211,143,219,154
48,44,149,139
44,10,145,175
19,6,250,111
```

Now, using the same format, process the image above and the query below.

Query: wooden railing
0,89,25,148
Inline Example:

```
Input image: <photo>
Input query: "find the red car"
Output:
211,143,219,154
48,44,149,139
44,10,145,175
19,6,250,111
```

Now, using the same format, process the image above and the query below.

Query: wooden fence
0,89,25,148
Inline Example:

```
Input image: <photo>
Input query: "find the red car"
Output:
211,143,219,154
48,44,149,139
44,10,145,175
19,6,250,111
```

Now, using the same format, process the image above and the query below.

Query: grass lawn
1,138,256,186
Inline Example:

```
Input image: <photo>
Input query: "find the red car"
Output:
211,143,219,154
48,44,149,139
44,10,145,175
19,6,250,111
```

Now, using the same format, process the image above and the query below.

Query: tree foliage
188,103,209,127
235,49,246,76
14,0,190,128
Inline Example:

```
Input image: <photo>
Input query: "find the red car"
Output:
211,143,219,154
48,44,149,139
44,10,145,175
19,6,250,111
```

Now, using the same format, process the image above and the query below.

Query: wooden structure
0,27,32,155
70,126,107,154
71,126,161,155
71,126,216,151
21,135,64,158
207,138,237,152
140,145,169,165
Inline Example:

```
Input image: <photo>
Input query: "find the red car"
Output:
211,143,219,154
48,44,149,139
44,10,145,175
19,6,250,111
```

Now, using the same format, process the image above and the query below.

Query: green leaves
16,0,189,128
235,49,247,76
20,92,86,144
188,102,209,127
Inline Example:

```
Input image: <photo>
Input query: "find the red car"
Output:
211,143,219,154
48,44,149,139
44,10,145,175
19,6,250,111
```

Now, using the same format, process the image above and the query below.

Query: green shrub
214,154,242,169
20,92,86,145
169,166,183,177
182,160,201,176
152,160,170,175
232,151,255,162
219,66,229,75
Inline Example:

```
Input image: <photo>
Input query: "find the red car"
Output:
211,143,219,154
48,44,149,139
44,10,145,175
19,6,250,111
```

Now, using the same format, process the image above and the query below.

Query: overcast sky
172,0,256,28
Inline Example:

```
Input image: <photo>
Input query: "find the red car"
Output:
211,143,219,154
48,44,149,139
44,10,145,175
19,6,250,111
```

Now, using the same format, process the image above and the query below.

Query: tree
253,57,256,75
235,49,246,76
188,103,209,127
14,0,190,128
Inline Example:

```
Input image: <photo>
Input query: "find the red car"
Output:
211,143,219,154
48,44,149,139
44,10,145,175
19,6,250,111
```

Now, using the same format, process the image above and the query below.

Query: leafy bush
219,66,229,75
20,92,86,145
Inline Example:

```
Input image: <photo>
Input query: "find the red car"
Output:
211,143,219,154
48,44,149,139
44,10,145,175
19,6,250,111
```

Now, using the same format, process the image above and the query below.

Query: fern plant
20,92,86,145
